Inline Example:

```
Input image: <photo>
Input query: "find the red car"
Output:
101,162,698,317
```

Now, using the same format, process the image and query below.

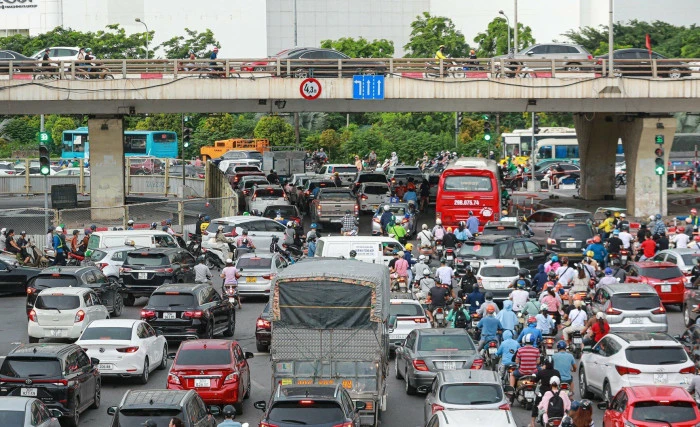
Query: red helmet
593,235,601,243
528,316,537,324
544,281,555,288
486,305,495,314
695,235,700,242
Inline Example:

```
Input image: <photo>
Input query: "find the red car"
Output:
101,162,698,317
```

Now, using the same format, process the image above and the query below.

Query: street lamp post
498,10,511,55
513,0,518,52
135,18,149,59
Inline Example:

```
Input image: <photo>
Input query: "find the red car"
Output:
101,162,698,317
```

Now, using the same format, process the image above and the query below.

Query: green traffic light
655,166,665,175
183,142,190,148
40,165,50,176
484,134,492,141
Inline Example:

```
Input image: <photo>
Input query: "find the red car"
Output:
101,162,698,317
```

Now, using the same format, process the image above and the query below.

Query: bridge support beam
88,116,125,221
574,113,618,201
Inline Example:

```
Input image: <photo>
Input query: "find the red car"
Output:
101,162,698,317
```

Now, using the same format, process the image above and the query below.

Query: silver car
525,208,592,245
652,248,700,276
590,283,668,333
0,396,61,426
422,370,508,424
371,203,416,236
389,299,431,353
494,43,592,71
85,245,139,283
395,328,482,395
235,252,288,296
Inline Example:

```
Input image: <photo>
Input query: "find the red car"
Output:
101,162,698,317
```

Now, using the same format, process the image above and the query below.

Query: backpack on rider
453,308,469,329
547,390,566,419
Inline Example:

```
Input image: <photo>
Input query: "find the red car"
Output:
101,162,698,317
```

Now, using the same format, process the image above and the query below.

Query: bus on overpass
61,127,179,159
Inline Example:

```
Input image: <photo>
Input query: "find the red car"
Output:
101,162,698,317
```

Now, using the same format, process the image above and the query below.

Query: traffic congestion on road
0,153,699,427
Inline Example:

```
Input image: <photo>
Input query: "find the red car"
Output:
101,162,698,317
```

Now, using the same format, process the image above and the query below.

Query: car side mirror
91,357,100,366
254,400,267,411
355,401,366,411
597,401,610,410
417,385,430,394
245,351,254,359
107,406,117,416
209,406,221,416
545,230,550,234
582,346,592,353
168,352,177,359
49,408,63,418
155,328,163,336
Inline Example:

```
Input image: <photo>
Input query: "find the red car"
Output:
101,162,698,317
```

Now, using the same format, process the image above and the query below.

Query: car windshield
362,185,389,195
611,294,661,311
479,266,519,277
331,166,357,174
35,295,80,310
457,243,496,258
631,401,697,423
33,275,79,288
443,176,493,192
320,191,355,201
237,257,273,269
439,383,503,405
681,254,700,266
389,303,423,317
483,226,519,236
117,409,184,427
126,253,169,267
80,326,132,341
176,349,231,366
263,206,298,218
0,358,62,378
268,402,345,424
417,335,475,351
638,266,683,280
89,250,108,262
358,174,386,183
148,294,196,307
254,188,284,198
625,347,687,365
0,412,24,425
551,223,592,240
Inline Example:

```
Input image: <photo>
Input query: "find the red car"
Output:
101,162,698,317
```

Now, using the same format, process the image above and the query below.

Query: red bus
436,158,502,231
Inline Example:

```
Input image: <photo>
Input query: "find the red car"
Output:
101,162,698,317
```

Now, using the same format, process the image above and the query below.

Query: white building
0,0,697,57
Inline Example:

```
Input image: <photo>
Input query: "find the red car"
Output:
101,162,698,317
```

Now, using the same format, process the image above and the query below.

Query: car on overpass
494,43,593,71
0,50,37,73
245,47,387,78
596,49,692,78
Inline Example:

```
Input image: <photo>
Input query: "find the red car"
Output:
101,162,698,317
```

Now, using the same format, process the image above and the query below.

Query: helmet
436,219,442,225
517,279,526,288
397,251,405,257
446,227,453,232
271,235,279,243
692,208,698,215
656,214,662,220
551,255,558,262
695,235,700,242
649,214,655,221
349,250,357,257
127,219,134,225
550,376,561,385
72,229,79,235
620,213,626,218
162,226,169,231
204,216,210,221
570,401,581,411
287,222,294,228
522,333,533,344
586,250,594,258
527,316,536,325
593,235,601,243
485,292,493,300
679,226,685,232
528,291,537,299
439,44,445,49
613,229,620,235
390,215,397,223
405,243,413,251
518,268,529,277
218,225,224,231
213,47,219,51
310,223,318,229
222,405,236,417
580,400,592,411
548,270,557,278
418,254,426,261
243,212,250,216
687,217,693,224
557,340,567,350
225,258,233,264
604,210,611,217
596,312,606,320
55,226,63,232
423,268,431,276
459,221,466,227
486,305,495,314
541,304,549,311
165,219,172,225
151,222,157,229
84,228,91,235
383,204,390,211
604,267,612,275
544,281,555,288
454,299,462,306
85,48,92,53
614,211,621,218
90,224,97,231
573,299,583,308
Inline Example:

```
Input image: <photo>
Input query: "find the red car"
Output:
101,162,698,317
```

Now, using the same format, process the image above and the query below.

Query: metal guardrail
1,58,698,80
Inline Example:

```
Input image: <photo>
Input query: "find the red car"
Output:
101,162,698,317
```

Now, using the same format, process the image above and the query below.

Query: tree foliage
473,18,536,57
254,116,295,147
320,37,394,58
159,28,219,59
403,12,470,58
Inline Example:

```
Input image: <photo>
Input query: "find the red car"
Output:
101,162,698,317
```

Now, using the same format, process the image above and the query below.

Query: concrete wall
88,116,124,220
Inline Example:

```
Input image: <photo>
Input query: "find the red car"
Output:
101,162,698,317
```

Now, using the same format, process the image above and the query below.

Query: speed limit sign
300,78,322,100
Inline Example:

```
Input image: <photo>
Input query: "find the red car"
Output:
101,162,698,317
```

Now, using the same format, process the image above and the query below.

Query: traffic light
655,135,664,145
457,112,463,129
484,120,491,142
183,127,192,148
655,147,665,175
39,144,50,176
533,114,540,135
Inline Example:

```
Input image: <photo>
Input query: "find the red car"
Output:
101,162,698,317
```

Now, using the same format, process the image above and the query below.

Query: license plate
20,388,37,397
447,255,454,261
194,378,211,387
163,312,176,320
98,364,113,370
442,361,457,370
630,317,644,324
654,373,668,384
564,242,577,248
573,337,583,344
436,245,444,251
488,347,497,354
471,321,479,327
661,285,671,293
138,272,147,280
246,276,257,283
524,390,535,399
546,348,555,355
50,329,64,337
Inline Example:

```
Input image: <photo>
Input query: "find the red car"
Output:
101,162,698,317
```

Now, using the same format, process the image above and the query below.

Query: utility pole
40,114,48,231
608,0,614,76
530,112,535,184
513,0,518,52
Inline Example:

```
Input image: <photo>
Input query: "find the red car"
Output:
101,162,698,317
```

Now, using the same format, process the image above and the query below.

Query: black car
119,247,196,306
454,235,548,276
0,343,100,427
596,48,691,78
141,283,235,340
545,218,596,261
482,220,533,238
0,50,37,73
275,47,386,78
26,266,123,317
351,172,388,193
107,389,217,427
0,258,41,295
254,384,364,427
255,301,272,352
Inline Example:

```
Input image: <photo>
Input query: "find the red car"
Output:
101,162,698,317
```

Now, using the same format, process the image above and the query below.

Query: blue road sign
352,75,385,100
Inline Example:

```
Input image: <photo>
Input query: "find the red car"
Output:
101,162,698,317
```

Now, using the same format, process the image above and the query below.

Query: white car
204,215,286,251
31,46,81,61
579,332,695,402
426,409,516,427
358,182,390,213
247,185,289,215
389,299,430,353
54,167,90,176
28,287,110,343
86,245,138,282
0,161,17,176
76,319,168,384
235,252,288,296
218,158,262,173
476,259,520,304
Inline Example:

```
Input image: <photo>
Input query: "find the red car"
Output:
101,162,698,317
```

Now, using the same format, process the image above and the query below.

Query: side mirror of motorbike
597,401,610,410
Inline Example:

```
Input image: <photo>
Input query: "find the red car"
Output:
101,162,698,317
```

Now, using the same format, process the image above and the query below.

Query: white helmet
218,225,224,231
436,219,442,225
596,311,606,320
419,254,426,261
422,224,428,230
687,217,693,224
620,213,626,218
225,258,233,264
127,219,134,225
384,205,390,211
55,226,63,232
649,214,655,221
550,376,561,385
423,268,431,276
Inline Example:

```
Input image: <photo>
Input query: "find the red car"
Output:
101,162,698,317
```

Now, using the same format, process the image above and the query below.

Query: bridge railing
2,57,698,80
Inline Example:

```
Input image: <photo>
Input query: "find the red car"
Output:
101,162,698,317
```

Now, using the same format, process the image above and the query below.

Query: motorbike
515,312,526,336
284,244,304,262
483,339,500,371
419,245,434,259
615,172,626,188
541,336,556,358
66,252,85,266
223,283,241,309
392,276,409,293
201,238,235,268
25,243,50,268
433,306,447,328
445,248,455,266
468,311,481,341
619,248,630,266
570,331,584,359
511,370,537,409
435,240,445,259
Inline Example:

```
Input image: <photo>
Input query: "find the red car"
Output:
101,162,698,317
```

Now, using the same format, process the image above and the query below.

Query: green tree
134,114,181,133
50,117,78,149
320,37,394,58
231,113,258,138
253,115,294,146
2,117,39,144
403,12,470,58
473,18,536,57
159,28,219,59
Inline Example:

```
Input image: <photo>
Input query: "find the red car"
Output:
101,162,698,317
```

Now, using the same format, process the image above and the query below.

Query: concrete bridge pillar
574,113,618,200
88,116,125,221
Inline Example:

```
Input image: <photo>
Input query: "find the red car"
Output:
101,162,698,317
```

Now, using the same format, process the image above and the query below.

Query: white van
316,236,404,266
85,230,180,256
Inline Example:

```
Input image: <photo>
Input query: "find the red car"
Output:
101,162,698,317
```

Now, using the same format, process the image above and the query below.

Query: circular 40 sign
300,78,322,100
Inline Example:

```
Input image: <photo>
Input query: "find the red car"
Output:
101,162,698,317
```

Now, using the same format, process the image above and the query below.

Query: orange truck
200,138,270,160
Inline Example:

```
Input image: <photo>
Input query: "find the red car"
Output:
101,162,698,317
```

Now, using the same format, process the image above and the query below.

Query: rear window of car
457,243,496,258
36,295,80,310
263,206,298,218
176,349,231,365
638,266,683,280
362,185,389,195
237,257,273,269
80,326,132,341
268,402,344,424
0,412,24,425
117,409,184,425
632,401,697,423
611,294,661,311
358,174,386,183
331,166,357,174
0,357,62,378
320,191,355,201
126,253,170,267
479,266,519,277
148,293,196,307
439,383,503,405
234,166,260,172
244,179,268,189
89,249,108,262
483,225,519,236
389,303,423,317
33,275,79,288
393,167,422,176
254,188,285,198
417,335,475,351
625,347,687,365
551,223,593,240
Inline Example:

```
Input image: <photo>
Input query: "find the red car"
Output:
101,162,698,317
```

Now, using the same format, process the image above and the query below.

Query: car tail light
167,373,181,385
412,360,429,371
363,401,373,411
317,205,322,216
140,309,156,319
74,310,85,323
587,54,594,60
431,403,445,414
256,318,271,329
354,205,359,216
116,346,139,353
402,218,409,224
183,310,204,319
96,263,108,270
304,190,310,196
332,423,352,427
652,305,666,314
499,403,511,410
234,176,239,182
224,372,239,384
243,190,249,196
260,423,280,427
120,267,132,273
471,358,484,370
262,274,276,280
361,194,368,200
26,287,37,295
413,317,427,323
28,309,37,322
596,59,602,65
680,366,696,374
547,238,557,245
606,307,622,315
455,258,463,264
615,365,641,376
251,195,256,201
300,400,314,405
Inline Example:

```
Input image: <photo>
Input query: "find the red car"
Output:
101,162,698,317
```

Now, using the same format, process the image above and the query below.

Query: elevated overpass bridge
1,57,699,218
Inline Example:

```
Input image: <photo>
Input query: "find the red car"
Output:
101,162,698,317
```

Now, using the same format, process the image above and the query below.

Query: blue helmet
557,340,567,350
551,255,559,262
310,223,318,229
523,333,533,345
517,279,526,288
656,214,662,220
204,216,210,221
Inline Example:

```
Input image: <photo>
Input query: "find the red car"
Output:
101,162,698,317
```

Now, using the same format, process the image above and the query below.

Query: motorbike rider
530,357,562,427
341,209,358,235
562,299,588,344
509,333,541,388
419,180,430,210
523,292,542,317
417,224,433,250
689,208,700,233
532,264,548,293
618,224,634,250
584,235,608,268
417,268,436,299
435,258,454,289
307,222,319,241
673,226,691,249
510,268,533,290
465,282,485,314
413,255,430,283
270,235,292,263
544,255,560,274
517,317,543,348
555,257,576,288
78,229,91,254
454,221,472,242
477,305,502,351
442,227,457,249
379,205,394,235
220,258,241,306
150,222,158,231
210,225,232,258
606,229,623,259
466,211,480,235
217,404,242,427
496,329,520,375
690,257,700,284
392,251,409,287
236,230,256,250
477,292,499,316
51,227,67,266
200,216,211,234
195,213,205,238
609,258,627,282
497,300,519,335
552,340,576,389
616,212,629,230
432,219,445,241
535,304,556,336
386,216,407,244
194,256,213,284
652,213,667,235
509,280,530,313
597,210,615,240
426,282,451,323
435,44,447,60
538,376,571,426
459,266,478,296
597,267,619,290
446,299,470,328
581,312,610,346
306,235,317,257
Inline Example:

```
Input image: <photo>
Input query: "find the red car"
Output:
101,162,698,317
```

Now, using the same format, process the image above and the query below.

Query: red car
601,385,700,427
626,261,686,305
166,339,253,413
